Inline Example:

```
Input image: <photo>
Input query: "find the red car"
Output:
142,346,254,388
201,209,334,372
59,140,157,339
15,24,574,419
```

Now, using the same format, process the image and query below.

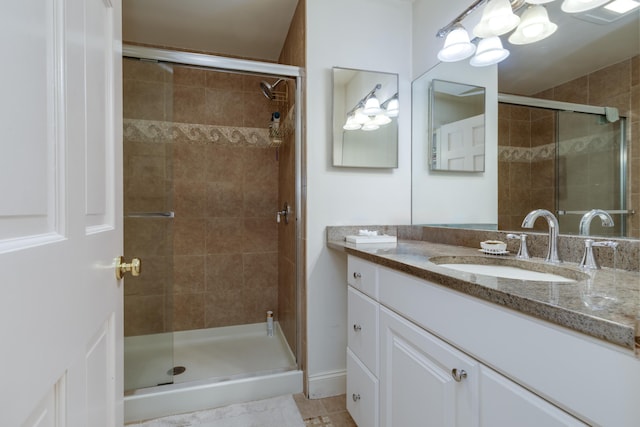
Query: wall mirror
411,2,638,239
429,79,485,172
332,67,398,168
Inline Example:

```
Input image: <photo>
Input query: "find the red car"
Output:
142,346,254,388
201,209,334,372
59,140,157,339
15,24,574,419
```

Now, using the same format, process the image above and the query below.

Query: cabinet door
347,348,379,427
379,307,479,427
480,366,588,427
348,286,379,375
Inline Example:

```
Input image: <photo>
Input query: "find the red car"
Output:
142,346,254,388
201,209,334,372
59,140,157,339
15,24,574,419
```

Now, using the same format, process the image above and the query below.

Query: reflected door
557,111,627,236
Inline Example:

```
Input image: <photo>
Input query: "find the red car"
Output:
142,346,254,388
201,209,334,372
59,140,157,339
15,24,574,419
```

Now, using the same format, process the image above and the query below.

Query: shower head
260,79,285,100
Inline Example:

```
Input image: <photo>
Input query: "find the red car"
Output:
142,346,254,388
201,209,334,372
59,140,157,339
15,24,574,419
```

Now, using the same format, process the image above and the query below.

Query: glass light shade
437,26,476,62
362,96,382,115
354,109,369,124
561,0,610,13
373,114,392,125
361,121,380,131
470,36,510,67
343,115,361,130
473,0,521,38
508,6,557,45
385,98,399,117
525,0,555,3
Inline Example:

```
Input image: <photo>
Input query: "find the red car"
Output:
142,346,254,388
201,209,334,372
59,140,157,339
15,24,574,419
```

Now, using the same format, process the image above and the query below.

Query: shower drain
168,366,186,376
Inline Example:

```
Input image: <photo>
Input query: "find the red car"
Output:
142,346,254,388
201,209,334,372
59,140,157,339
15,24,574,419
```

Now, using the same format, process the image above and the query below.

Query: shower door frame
498,93,629,235
122,44,305,372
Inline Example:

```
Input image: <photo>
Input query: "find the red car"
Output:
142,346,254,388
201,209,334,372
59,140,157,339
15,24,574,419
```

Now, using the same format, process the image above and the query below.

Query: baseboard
307,369,346,399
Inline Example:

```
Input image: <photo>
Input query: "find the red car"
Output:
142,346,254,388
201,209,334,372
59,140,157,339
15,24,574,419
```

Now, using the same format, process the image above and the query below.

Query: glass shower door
556,110,627,236
123,58,175,390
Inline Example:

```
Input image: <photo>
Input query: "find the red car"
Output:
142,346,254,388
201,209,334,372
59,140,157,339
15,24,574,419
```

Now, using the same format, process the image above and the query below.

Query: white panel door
438,114,485,172
0,1,123,426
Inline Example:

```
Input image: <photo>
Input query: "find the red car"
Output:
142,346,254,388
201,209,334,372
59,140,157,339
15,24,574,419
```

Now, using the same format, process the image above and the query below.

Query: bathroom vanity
330,235,640,427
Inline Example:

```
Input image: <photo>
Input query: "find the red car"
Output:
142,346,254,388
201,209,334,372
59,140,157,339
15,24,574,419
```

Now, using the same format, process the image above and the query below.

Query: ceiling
123,0,639,94
123,0,299,61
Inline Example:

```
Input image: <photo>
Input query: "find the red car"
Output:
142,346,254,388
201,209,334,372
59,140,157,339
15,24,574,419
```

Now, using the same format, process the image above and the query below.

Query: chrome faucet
579,209,614,235
580,239,619,270
506,233,530,259
521,209,561,263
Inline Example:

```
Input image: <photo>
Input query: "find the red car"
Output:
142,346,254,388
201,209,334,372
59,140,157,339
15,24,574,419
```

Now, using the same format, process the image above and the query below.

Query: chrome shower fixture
260,78,285,100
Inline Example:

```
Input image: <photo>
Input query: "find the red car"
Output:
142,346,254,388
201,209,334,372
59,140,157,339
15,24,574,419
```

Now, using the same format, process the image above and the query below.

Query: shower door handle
116,256,142,280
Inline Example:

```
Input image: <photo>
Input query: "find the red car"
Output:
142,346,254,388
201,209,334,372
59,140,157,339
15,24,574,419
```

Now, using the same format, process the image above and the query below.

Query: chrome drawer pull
353,324,362,332
451,368,467,382
352,393,361,402
353,272,362,279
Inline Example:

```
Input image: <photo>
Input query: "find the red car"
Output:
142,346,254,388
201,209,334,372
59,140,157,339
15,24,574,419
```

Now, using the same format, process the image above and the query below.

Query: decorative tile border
499,134,620,163
123,119,271,147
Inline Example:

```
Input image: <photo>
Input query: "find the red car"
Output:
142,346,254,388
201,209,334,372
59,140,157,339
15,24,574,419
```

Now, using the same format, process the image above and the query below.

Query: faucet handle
506,233,530,260
580,239,618,270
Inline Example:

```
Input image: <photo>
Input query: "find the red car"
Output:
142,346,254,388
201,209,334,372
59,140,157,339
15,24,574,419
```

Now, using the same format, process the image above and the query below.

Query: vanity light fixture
561,0,611,13
525,0,555,3
343,85,397,131
343,114,362,130
437,25,477,62
470,36,511,66
381,93,399,117
474,0,521,37
508,5,557,44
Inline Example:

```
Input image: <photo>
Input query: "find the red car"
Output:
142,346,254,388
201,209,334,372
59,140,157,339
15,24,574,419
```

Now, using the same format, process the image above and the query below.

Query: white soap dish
480,240,507,251
346,234,397,244
478,248,510,255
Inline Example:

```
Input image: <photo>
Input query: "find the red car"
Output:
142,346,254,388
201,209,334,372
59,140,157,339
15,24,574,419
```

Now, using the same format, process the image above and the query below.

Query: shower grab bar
557,210,634,216
125,211,175,218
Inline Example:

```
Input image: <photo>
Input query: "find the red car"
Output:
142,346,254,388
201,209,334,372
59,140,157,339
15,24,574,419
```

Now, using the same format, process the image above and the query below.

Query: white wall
411,61,498,225
305,0,412,397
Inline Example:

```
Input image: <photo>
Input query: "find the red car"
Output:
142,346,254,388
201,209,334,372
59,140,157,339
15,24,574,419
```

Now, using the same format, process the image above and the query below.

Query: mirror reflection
412,3,639,239
429,79,486,172
332,67,398,168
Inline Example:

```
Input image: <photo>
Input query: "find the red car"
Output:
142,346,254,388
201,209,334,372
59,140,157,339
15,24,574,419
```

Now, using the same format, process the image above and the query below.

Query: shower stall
121,46,303,423
498,94,630,236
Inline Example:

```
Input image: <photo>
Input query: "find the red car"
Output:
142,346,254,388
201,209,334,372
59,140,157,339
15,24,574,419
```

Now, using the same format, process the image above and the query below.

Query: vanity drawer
348,286,379,375
348,255,378,299
347,348,379,427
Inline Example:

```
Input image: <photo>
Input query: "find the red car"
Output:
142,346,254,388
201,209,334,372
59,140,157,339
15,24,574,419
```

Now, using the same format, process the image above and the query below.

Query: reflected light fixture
561,0,610,13
373,114,392,125
437,25,477,62
470,36,510,66
508,5,557,44
362,96,382,115
381,93,399,117
525,0,555,3
361,121,380,131
473,0,521,37
343,114,361,130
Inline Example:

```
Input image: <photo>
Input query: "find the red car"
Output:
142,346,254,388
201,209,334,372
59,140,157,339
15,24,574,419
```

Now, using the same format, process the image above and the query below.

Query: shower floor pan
124,322,301,423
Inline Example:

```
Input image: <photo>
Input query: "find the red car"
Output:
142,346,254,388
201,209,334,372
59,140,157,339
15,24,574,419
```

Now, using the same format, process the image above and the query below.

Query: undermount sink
429,256,588,283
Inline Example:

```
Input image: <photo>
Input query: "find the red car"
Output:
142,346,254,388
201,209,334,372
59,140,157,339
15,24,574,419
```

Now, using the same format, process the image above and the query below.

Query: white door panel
1,0,123,425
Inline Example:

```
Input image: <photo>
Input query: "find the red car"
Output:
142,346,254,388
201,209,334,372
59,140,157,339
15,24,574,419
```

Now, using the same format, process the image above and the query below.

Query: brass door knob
116,256,141,280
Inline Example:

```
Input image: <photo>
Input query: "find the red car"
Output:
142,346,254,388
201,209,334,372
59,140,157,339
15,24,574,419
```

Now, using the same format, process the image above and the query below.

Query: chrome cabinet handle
353,272,362,279
451,368,467,382
352,393,361,402
353,324,362,332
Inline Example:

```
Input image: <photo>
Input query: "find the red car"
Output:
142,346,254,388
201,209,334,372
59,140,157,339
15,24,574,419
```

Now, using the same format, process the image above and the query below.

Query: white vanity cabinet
347,285,379,427
346,255,605,426
379,306,479,426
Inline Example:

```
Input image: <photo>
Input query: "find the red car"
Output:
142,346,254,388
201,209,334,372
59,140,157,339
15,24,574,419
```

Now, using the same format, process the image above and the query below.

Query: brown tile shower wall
277,0,306,363
498,55,639,238
123,59,282,335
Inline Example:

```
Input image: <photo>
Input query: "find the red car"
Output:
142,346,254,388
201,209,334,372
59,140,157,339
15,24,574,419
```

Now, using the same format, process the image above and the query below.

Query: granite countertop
329,238,640,352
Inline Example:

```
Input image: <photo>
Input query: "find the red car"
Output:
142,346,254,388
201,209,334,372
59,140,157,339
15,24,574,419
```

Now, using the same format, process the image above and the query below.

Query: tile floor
293,394,357,427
